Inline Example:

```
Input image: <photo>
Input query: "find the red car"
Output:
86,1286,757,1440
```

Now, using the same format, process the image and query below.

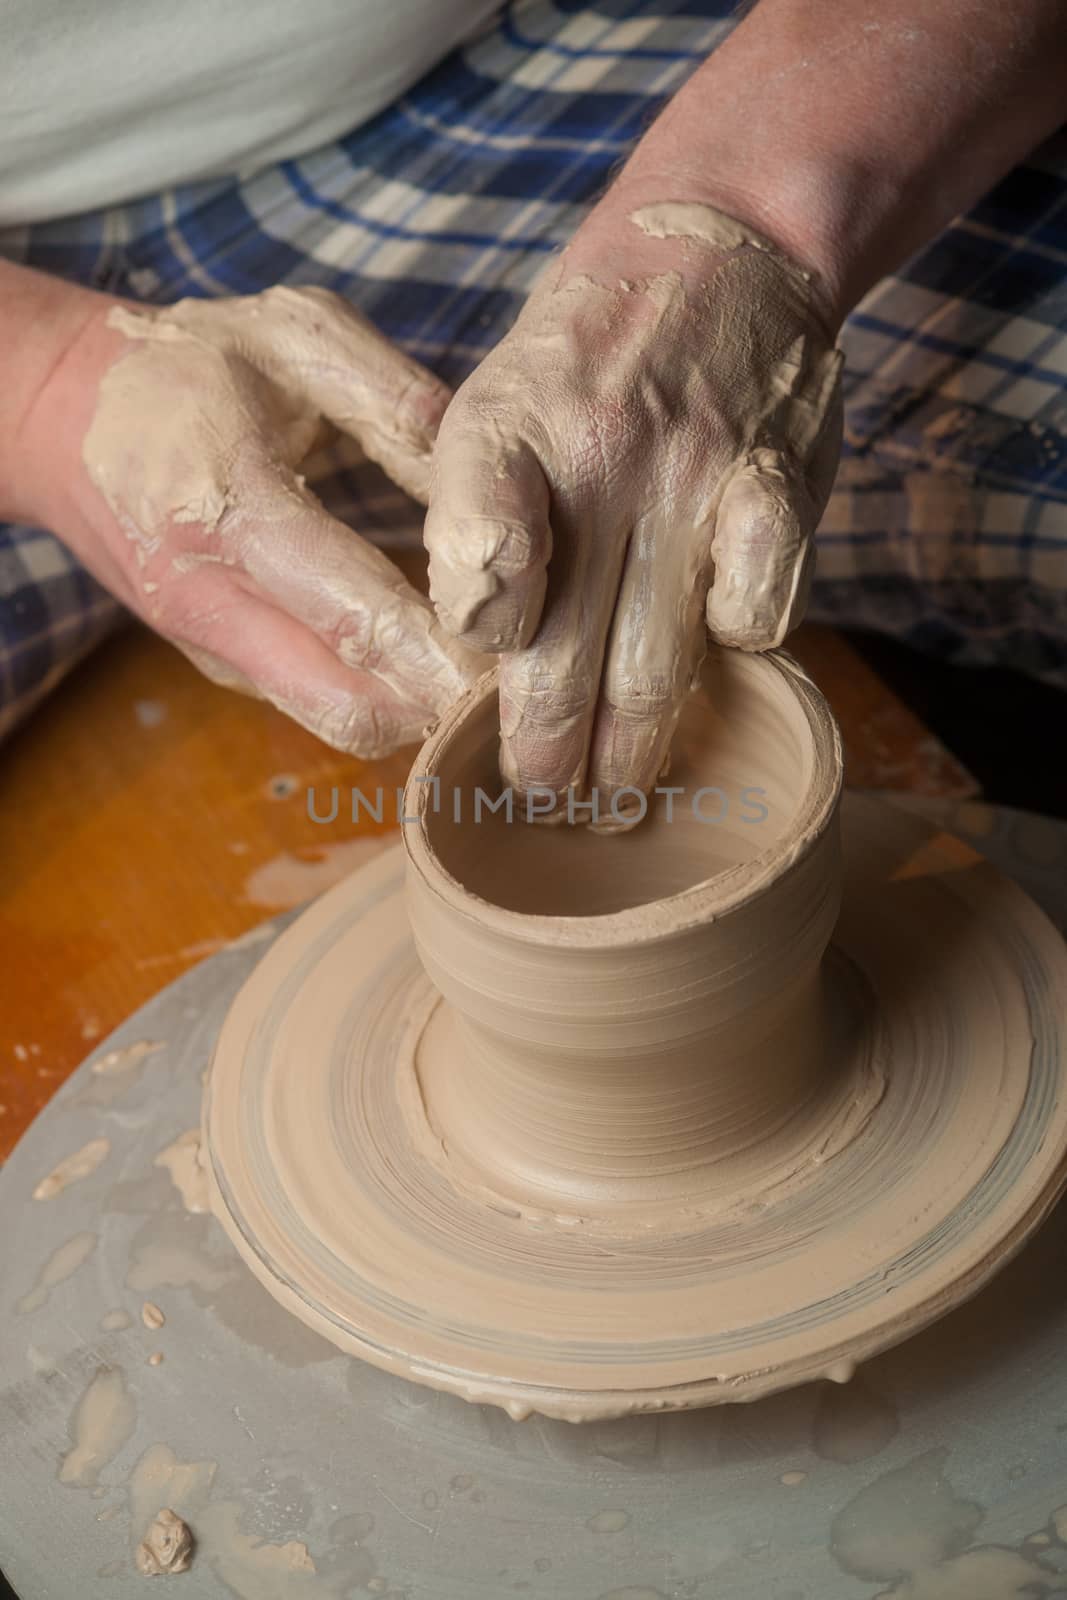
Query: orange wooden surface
0,616,974,1159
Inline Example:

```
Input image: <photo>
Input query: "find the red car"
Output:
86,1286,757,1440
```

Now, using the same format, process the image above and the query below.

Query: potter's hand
426,201,842,802
12,277,479,756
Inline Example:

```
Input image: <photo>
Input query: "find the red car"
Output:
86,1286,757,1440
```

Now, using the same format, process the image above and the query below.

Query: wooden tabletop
0,613,975,1159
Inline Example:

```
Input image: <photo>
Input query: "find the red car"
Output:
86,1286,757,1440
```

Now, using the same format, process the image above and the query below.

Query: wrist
563,161,850,340
592,0,1067,329
0,263,124,526
596,157,858,333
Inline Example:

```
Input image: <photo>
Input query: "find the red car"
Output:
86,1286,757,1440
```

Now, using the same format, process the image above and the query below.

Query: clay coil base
204,795,1067,1423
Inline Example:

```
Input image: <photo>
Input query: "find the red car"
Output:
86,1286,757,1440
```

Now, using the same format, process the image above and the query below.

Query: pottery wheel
4,797,1067,1600
203,793,1067,1423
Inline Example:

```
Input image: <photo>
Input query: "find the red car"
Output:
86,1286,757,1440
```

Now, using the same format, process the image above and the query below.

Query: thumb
705,449,816,651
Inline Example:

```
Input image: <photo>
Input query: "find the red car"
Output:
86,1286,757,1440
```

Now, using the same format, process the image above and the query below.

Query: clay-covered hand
425,202,843,803
39,285,481,756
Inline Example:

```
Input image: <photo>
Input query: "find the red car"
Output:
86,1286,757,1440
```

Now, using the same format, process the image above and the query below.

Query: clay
154,1130,210,1214
92,1041,164,1076
126,1227,232,1296
403,659,870,1221
135,1507,194,1575
830,1448,1055,1597
14,1231,96,1315
128,1448,354,1600
8,883,1067,1600
59,1367,137,1487
204,649,1067,1421
630,201,770,255
126,1452,329,1585
587,1510,630,1533
33,1137,110,1199
128,1443,215,1538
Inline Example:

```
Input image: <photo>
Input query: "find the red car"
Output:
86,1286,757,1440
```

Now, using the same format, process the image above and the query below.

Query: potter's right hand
6,272,480,757
426,199,843,806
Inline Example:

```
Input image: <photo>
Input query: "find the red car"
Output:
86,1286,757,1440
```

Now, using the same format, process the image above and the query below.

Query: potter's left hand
1,270,483,758
425,199,843,804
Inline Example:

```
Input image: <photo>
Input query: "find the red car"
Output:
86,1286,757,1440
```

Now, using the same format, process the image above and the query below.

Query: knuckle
452,598,526,655
150,573,216,636
150,588,184,634
719,471,804,552
333,619,377,672
393,368,451,439
501,671,589,726
316,697,381,756
437,514,544,577
602,670,676,720
179,641,257,695
332,597,400,676
155,568,236,645
259,282,348,329
168,601,228,645
706,592,781,652
438,390,506,448
501,726,586,794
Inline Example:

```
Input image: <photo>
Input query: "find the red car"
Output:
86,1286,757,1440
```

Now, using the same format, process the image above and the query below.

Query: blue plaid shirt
2,0,1065,740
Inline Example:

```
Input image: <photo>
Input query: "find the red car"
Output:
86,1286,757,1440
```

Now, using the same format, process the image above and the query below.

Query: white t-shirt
0,0,498,226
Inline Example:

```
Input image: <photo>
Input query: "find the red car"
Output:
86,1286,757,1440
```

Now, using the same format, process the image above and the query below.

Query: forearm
586,0,1067,324
0,260,119,523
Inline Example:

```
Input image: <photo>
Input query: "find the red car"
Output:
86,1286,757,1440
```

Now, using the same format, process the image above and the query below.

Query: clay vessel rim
404,651,843,949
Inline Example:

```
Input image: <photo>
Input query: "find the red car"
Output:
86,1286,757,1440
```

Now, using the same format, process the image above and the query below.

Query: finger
425,417,552,652
588,518,711,802
172,287,451,502
498,505,630,802
167,568,437,756
805,379,844,518
705,448,816,651
215,449,482,720
179,643,262,699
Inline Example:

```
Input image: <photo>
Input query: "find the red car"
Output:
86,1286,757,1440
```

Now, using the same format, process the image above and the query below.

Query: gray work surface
2,798,1067,1599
